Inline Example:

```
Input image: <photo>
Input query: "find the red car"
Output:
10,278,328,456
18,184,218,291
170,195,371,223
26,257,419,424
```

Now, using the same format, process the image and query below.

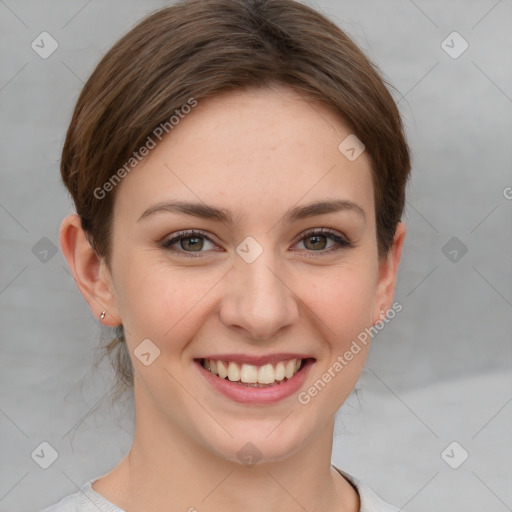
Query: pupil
307,235,325,250
184,237,202,251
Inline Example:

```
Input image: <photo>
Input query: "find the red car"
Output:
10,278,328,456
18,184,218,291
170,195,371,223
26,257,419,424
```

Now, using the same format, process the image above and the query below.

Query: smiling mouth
196,357,313,387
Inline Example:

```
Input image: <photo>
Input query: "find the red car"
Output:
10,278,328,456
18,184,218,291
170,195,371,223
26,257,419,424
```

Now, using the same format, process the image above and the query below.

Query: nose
219,247,299,341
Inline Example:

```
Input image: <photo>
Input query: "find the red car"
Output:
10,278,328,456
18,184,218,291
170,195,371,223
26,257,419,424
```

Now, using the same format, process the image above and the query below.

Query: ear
59,213,121,326
372,221,406,323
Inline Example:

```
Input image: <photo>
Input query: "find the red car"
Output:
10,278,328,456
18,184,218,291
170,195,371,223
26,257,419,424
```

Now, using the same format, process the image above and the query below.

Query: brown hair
61,0,411,399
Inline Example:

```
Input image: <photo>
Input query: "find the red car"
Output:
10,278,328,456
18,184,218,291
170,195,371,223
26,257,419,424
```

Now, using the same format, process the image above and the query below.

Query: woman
44,0,410,510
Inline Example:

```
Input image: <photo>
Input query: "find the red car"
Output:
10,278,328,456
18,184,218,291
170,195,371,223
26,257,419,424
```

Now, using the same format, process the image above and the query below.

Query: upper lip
195,353,315,366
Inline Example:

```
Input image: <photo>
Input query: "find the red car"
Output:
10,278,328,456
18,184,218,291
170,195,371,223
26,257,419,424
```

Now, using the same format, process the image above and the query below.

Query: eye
161,228,353,258
161,230,217,257
294,228,353,254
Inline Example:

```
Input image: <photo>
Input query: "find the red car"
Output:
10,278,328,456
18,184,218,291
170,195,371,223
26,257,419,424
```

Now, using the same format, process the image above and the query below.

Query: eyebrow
137,199,366,224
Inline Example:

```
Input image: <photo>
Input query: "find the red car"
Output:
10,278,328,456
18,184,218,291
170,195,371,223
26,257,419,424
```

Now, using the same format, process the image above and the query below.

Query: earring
380,308,385,320
100,311,106,320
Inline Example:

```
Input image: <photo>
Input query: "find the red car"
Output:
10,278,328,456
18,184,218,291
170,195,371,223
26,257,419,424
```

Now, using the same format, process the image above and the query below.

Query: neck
93,388,360,512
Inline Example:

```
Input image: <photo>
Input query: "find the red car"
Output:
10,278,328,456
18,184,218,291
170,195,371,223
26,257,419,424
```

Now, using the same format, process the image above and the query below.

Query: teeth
258,364,275,384
227,362,240,382
240,363,258,384
202,358,304,385
285,360,296,379
275,361,285,381
217,360,228,379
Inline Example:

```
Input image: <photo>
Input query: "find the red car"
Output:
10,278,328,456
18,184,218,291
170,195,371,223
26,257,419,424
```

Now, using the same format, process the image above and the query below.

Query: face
95,85,402,463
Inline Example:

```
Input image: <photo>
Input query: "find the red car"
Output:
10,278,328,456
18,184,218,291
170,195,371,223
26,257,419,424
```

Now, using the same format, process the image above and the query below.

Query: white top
40,466,402,512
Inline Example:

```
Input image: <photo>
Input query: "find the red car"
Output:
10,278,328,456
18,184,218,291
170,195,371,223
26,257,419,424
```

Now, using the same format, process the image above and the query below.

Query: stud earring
100,311,106,320
380,308,385,320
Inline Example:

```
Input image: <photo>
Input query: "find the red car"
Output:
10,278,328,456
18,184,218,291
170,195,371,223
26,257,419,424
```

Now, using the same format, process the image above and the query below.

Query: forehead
113,85,375,227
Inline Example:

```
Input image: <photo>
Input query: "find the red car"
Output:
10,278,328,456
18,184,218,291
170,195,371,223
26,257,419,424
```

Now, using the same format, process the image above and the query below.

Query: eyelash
160,228,353,258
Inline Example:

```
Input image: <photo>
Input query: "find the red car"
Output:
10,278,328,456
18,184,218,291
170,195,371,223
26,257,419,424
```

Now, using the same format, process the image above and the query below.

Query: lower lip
195,359,315,405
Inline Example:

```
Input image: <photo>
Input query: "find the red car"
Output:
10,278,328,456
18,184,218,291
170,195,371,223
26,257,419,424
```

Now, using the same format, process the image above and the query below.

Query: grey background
1,0,511,511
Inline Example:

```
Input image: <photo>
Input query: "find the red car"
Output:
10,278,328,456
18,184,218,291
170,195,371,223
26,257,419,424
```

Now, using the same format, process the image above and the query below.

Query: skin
60,84,405,512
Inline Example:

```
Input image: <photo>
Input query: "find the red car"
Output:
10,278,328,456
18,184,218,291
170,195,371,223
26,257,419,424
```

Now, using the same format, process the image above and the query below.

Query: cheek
114,256,219,347
295,261,378,340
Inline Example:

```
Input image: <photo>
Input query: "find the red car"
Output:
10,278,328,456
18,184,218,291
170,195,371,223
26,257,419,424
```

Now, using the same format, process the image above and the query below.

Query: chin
199,417,316,468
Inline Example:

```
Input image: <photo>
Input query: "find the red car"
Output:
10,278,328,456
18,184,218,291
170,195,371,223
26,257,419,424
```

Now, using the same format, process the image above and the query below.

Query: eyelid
296,227,350,243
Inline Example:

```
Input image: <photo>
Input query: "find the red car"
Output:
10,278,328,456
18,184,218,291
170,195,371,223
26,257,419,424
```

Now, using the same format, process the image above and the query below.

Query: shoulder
42,470,401,512
334,466,404,512
39,479,125,512
40,491,84,512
